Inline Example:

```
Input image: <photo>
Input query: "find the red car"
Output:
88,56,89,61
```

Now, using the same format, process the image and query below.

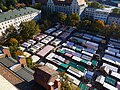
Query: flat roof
37,45,54,57
15,67,34,82
38,65,58,75
95,8,112,13
0,57,17,67
0,7,40,23
0,63,24,85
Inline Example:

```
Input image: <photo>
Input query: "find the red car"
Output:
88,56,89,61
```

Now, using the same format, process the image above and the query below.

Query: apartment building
34,65,61,90
107,13,120,25
83,7,112,23
0,7,41,36
94,8,112,23
83,7,96,18
36,0,87,15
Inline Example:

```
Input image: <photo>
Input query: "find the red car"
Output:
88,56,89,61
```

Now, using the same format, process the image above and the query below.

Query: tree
9,5,14,10
90,2,100,8
93,20,105,32
9,38,18,46
26,57,33,68
100,25,111,38
1,5,8,11
112,8,120,14
40,24,46,31
85,0,88,3
19,20,41,41
44,20,52,29
2,25,18,41
66,13,80,26
80,19,91,30
60,72,80,90
14,50,23,58
58,12,67,24
32,3,42,10
90,2,104,9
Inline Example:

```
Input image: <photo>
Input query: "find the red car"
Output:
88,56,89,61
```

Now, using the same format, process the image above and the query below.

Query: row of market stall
19,24,120,90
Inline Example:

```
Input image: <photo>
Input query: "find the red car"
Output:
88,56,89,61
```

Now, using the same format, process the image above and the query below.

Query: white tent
31,55,40,63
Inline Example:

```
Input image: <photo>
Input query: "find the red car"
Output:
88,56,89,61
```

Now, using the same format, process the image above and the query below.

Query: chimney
17,55,27,67
2,47,11,57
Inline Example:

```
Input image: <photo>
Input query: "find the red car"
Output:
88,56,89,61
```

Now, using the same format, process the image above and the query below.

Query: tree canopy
88,2,105,9
19,20,41,41
58,12,67,24
112,8,120,14
66,13,80,26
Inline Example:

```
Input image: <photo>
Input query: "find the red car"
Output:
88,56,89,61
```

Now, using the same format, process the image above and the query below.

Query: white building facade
107,13,120,25
0,7,41,36
83,7,112,23
94,8,112,23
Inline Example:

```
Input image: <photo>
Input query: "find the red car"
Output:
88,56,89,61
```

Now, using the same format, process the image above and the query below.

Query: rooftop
95,8,112,13
38,65,59,75
0,63,24,85
15,67,34,82
0,7,40,23
0,57,17,68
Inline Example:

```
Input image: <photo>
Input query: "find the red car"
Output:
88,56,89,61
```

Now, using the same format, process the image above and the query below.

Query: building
107,13,120,25
36,0,87,15
111,0,120,7
94,8,112,23
34,65,61,90
0,46,11,59
83,7,112,23
0,63,25,90
83,7,96,19
0,7,41,36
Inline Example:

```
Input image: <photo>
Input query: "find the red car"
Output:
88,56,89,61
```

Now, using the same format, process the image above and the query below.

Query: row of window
0,13,37,26
0,17,34,30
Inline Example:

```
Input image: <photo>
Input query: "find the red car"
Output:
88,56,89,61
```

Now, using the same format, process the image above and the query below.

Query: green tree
44,20,52,29
60,72,80,90
90,2,100,8
9,38,18,46
1,5,8,11
100,25,111,38
26,57,33,68
90,2,104,8
58,12,67,24
19,20,41,41
14,50,24,58
66,13,80,26
40,24,46,31
9,5,14,10
80,19,91,30
112,8,120,14
32,3,42,10
93,20,105,32
2,25,18,41
85,0,88,3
